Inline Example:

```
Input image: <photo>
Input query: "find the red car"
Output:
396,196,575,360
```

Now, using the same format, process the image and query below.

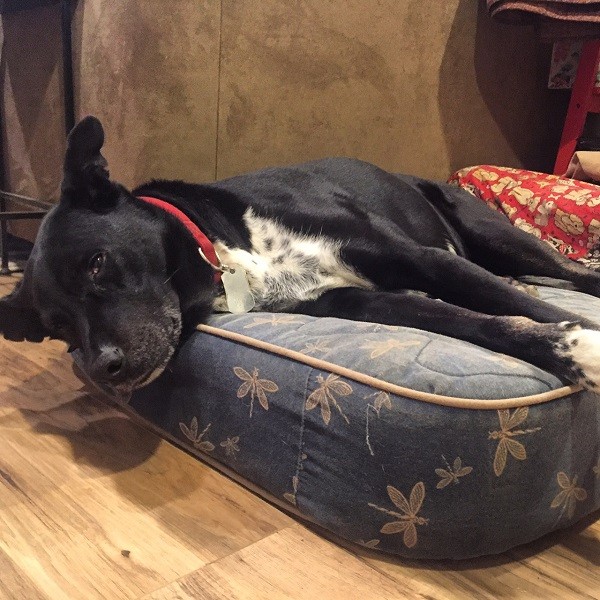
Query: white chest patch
212,209,373,312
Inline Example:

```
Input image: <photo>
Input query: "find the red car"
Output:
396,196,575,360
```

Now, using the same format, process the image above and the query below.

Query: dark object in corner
0,0,59,14
3,233,33,261
0,194,50,275
577,136,600,152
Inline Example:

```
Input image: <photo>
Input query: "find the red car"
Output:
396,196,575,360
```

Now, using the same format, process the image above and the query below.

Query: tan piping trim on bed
196,324,583,410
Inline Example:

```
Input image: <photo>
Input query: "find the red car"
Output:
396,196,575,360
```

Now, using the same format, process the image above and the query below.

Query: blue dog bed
129,286,600,559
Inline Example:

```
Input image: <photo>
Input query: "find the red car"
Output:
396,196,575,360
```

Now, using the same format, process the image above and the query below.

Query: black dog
2,116,600,396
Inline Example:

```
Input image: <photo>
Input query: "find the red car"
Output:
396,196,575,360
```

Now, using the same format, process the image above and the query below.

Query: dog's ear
0,280,48,343
61,116,119,210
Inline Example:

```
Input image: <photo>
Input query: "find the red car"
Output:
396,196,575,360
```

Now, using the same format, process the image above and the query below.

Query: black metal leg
0,2,66,277
61,0,75,136
0,15,7,276
0,198,9,275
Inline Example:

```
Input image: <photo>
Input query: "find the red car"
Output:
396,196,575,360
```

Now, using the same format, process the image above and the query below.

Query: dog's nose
89,346,125,382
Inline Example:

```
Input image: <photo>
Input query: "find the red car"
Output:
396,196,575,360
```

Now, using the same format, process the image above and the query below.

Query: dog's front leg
292,287,600,392
341,245,598,326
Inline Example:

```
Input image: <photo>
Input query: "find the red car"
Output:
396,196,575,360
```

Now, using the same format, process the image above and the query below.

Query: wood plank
0,547,48,600
0,388,293,598
143,524,437,600
150,519,600,600
359,550,596,600
0,482,204,599
0,273,21,295
0,277,294,599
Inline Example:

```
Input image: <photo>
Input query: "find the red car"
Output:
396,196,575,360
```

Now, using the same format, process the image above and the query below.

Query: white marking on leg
445,241,457,254
558,324,600,391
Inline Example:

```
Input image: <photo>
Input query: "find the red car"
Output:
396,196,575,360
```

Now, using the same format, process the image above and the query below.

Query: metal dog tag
221,267,255,313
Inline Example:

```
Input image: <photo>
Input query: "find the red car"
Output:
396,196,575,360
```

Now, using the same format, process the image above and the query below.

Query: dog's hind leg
293,287,600,391
416,180,600,298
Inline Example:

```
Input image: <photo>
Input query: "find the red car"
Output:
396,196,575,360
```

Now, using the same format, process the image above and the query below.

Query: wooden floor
2,274,600,599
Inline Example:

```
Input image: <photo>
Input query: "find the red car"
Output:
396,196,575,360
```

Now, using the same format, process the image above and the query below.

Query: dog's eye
88,252,105,278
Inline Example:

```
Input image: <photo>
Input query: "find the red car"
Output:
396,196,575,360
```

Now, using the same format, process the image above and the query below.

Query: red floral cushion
449,166,600,267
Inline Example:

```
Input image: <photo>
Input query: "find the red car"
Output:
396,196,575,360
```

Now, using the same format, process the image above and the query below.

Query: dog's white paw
557,323,600,391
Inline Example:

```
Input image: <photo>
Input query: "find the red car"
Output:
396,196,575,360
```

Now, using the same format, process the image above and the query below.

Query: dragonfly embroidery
435,456,473,489
550,472,587,520
220,436,240,457
299,339,330,355
243,315,305,329
305,373,352,425
488,408,540,476
369,482,428,549
179,417,215,452
362,338,420,359
234,367,279,417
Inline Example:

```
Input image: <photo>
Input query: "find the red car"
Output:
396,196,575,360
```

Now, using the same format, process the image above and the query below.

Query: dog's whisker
163,268,181,285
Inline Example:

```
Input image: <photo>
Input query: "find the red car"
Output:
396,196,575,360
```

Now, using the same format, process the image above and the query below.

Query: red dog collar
137,195,222,282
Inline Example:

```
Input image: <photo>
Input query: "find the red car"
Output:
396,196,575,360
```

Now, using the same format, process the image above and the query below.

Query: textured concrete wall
72,0,221,187
216,0,556,179
2,0,559,221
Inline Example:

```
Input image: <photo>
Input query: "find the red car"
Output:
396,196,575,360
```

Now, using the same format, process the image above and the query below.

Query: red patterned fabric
449,166,600,263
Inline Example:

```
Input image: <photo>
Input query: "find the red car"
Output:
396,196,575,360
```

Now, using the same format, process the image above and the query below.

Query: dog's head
0,117,214,397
